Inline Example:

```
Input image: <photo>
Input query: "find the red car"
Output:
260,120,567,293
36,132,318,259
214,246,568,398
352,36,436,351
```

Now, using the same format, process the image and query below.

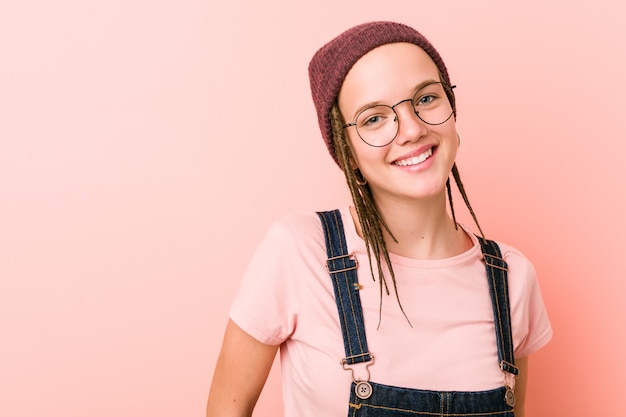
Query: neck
351,191,472,260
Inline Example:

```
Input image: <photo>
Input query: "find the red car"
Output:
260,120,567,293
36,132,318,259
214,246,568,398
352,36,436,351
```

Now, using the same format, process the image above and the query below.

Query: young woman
207,21,552,417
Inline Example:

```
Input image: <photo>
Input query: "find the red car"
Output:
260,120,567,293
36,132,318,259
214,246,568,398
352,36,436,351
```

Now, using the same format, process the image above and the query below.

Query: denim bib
318,210,518,416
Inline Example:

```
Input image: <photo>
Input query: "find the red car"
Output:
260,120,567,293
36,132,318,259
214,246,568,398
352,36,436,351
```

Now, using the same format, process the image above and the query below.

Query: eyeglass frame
341,81,456,148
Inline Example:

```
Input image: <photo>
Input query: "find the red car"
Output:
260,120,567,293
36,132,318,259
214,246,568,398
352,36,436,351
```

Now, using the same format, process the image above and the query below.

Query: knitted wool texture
308,21,455,166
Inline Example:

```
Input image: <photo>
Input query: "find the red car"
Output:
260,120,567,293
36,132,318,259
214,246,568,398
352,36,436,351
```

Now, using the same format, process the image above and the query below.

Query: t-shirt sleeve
229,217,304,345
504,248,553,358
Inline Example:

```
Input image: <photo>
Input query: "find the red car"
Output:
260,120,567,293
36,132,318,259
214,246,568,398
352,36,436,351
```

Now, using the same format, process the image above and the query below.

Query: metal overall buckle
500,360,518,407
341,354,375,400
325,253,359,274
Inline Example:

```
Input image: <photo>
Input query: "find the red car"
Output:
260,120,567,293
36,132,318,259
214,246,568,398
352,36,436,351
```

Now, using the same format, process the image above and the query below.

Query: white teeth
394,148,433,166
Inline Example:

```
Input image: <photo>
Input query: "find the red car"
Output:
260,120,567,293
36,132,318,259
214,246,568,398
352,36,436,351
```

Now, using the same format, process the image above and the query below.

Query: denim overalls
318,210,519,417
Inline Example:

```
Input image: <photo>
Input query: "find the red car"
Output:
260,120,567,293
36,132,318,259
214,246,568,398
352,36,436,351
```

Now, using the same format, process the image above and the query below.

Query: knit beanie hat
308,21,455,166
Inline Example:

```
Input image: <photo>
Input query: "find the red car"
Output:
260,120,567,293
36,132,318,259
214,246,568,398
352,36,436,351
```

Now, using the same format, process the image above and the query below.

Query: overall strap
317,210,372,365
478,237,519,377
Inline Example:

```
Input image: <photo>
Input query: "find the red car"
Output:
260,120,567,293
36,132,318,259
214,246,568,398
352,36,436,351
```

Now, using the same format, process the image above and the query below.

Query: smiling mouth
393,148,433,167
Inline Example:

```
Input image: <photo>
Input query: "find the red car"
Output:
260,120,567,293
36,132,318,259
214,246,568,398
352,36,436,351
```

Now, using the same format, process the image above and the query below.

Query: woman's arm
206,319,279,417
514,356,529,417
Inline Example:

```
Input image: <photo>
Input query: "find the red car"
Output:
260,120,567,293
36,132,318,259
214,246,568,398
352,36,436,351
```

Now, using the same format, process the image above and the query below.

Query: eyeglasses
342,81,455,147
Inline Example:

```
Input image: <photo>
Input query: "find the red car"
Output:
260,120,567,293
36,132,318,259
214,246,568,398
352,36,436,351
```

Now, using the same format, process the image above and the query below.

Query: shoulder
252,210,333,263
272,210,324,230
265,210,325,245
231,211,332,343
478,237,539,301
489,240,553,356
482,239,538,296
493,240,537,278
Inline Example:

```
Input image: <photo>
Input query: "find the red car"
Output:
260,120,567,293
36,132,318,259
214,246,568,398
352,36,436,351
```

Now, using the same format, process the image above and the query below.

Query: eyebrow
349,78,440,121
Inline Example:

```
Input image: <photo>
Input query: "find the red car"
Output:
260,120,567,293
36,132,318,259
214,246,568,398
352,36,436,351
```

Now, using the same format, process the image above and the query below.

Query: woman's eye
417,95,436,105
358,112,389,128
364,115,382,125
357,106,394,129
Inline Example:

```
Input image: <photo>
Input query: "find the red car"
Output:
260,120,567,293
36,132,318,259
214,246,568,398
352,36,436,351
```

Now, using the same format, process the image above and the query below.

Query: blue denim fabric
317,210,517,417
319,209,372,365
348,383,513,416
480,238,518,376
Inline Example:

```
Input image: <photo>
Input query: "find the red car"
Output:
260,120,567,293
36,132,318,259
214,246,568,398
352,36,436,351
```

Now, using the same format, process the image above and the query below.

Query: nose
393,100,428,145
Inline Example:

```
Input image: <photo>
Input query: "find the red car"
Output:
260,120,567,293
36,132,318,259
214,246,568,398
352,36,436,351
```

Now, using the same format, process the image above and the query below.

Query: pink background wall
2,1,624,416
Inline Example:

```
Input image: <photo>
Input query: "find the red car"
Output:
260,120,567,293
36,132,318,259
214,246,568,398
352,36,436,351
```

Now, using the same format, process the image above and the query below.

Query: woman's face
337,42,458,206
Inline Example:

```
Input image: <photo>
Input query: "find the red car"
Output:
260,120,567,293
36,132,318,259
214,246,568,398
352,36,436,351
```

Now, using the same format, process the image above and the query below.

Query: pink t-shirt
230,207,552,417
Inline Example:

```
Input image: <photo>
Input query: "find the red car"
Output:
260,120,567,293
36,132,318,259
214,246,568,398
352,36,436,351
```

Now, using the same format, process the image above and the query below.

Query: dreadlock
330,104,409,328
449,163,485,239
330,103,485,327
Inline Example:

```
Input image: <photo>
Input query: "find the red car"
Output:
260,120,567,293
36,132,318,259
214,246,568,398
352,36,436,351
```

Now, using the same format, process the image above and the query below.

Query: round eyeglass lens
355,82,453,147
354,105,398,147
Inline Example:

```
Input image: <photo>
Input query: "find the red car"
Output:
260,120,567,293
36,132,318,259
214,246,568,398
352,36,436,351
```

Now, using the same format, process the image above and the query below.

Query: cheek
442,128,460,166
440,122,459,149
348,136,386,169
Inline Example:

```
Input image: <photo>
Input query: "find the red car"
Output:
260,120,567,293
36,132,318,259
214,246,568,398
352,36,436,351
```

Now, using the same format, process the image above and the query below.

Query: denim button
355,381,372,399
505,387,516,407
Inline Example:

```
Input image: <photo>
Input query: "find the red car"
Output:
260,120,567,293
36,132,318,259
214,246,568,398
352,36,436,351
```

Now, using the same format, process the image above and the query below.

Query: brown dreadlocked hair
329,103,485,327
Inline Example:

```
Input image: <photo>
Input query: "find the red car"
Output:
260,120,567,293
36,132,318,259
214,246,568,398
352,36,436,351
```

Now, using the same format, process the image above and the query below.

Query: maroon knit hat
308,21,455,166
